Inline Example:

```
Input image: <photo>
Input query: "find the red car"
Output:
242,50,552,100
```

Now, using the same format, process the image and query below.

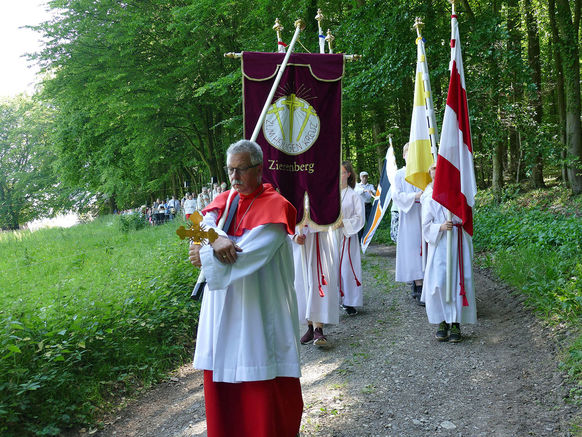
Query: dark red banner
242,51,343,226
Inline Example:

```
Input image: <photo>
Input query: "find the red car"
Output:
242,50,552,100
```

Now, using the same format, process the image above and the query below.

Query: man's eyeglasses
224,164,260,175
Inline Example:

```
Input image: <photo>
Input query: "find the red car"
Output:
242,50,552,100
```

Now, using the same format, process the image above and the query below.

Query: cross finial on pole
273,18,286,53
295,19,306,31
413,17,424,38
325,29,335,54
315,8,323,24
273,18,284,33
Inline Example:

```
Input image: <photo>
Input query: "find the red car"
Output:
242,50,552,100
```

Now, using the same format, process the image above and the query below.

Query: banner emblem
264,94,320,155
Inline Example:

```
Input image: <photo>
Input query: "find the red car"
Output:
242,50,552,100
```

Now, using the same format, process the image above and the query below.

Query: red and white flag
432,14,477,236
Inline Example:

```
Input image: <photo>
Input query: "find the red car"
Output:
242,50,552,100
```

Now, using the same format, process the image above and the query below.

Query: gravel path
84,244,579,437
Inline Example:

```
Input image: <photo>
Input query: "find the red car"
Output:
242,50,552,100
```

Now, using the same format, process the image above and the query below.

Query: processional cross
176,212,219,246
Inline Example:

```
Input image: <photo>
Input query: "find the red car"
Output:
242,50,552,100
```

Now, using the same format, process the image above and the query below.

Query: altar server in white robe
333,161,365,315
421,164,477,343
189,140,302,437
292,218,339,346
392,142,424,304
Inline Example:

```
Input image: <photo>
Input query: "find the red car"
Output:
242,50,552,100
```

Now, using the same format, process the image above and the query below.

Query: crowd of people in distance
139,182,229,226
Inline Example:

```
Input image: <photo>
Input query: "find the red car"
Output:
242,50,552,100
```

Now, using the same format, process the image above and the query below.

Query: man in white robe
355,170,375,239
421,176,477,342
189,140,302,437
392,143,424,304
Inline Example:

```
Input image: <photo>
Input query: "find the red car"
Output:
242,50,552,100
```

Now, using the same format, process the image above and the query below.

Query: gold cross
282,94,304,141
267,103,286,141
176,211,219,245
296,104,317,142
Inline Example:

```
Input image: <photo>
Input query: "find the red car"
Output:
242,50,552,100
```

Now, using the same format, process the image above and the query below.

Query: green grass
0,216,198,436
474,186,582,407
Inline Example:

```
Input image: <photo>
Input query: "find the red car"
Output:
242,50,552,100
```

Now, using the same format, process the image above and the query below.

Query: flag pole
273,18,286,53
192,20,305,294
315,9,325,54
413,18,440,163
445,0,456,303
325,29,335,54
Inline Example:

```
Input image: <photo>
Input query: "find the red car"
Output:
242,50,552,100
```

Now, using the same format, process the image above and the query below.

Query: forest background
1,0,582,229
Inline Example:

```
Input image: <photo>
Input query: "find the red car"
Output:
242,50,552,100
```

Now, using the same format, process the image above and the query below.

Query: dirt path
85,244,579,436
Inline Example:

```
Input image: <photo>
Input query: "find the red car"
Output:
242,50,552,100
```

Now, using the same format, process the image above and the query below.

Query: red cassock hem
203,371,303,437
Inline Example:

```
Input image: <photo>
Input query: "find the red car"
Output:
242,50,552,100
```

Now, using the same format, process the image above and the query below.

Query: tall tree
547,0,568,184
524,0,545,188
553,0,582,194
0,98,61,229
506,0,523,182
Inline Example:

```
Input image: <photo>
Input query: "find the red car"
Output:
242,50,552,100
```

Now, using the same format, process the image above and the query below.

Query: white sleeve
342,192,365,237
200,224,288,291
392,171,416,213
422,199,443,245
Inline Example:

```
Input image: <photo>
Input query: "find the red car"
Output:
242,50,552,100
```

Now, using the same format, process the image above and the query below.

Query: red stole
202,183,296,236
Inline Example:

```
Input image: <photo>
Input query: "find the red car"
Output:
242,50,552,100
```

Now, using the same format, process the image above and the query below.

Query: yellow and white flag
405,36,438,190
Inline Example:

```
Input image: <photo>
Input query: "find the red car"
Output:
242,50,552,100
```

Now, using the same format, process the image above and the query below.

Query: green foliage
473,187,582,409
19,0,580,216
0,97,72,230
475,207,582,262
0,217,198,435
117,212,149,233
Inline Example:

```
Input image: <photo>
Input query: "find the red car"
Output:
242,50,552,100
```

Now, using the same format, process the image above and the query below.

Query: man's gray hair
226,140,263,166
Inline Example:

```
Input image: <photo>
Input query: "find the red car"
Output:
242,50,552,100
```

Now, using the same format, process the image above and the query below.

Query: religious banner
405,31,436,191
242,51,344,227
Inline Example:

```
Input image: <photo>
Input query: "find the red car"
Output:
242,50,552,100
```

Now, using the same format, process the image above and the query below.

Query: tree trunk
524,0,545,188
555,0,582,194
489,2,503,196
548,0,569,186
372,110,385,176
492,139,504,198
354,110,363,169
506,0,522,181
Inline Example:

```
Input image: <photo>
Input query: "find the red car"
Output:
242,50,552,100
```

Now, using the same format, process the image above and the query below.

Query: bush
117,212,148,233
474,206,582,321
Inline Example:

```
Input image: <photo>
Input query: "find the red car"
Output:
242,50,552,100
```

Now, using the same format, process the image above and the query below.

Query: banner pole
315,9,325,54
273,18,286,53
445,0,457,304
250,19,305,142
445,210,453,302
413,17,440,163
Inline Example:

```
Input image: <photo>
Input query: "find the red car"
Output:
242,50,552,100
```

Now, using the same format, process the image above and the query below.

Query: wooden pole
445,0,457,303
250,19,305,142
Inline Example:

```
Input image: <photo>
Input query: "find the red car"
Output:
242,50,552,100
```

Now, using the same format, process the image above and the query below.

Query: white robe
194,210,301,383
292,225,339,325
421,190,477,325
332,187,365,307
392,167,423,282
